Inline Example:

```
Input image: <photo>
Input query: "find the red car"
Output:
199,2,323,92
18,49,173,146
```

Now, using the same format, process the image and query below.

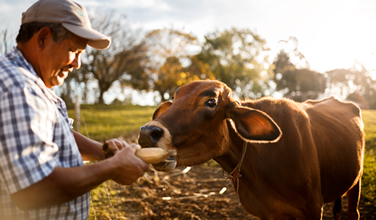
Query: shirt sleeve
0,86,58,194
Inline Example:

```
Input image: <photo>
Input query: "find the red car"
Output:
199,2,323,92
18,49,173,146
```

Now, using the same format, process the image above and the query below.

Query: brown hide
138,80,365,220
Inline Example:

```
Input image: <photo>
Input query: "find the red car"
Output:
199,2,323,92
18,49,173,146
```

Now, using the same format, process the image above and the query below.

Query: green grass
361,110,376,208
67,104,156,141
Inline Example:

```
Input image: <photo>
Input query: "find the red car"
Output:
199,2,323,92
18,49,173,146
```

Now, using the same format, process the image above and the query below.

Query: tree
276,36,309,69
275,67,326,101
326,62,369,99
154,56,183,101
184,55,215,81
326,68,352,98
143,27,199,102
351,63,376,109
272,37,326,101
195,27,272,99
60,9,150,104
85,41,149,104
273,50,294,78
0,28,13,55
328,62,376,109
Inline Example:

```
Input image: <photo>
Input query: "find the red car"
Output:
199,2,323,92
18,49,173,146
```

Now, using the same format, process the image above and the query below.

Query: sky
1,0,376,73
1,0,376,104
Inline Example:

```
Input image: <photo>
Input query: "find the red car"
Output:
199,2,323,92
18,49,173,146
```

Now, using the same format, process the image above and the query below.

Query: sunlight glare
300,0,376,72
370,71,376,80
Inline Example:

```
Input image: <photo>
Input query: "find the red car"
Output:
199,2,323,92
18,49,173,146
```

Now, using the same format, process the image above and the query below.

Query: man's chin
49,77,66,88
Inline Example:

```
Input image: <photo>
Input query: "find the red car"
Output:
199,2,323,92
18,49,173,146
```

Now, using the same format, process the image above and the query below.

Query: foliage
273,50,294,75
153,56,184,101
87,10,149,104
52,16,376,108
143,27,199,102
196,27,272,99
275,67,326,101
151,55,216,102
275,36,309,69
272,37,326,101
184,55,215,81
326,62,376,109
326,68,358,98
58,9,150,104
4,11,376,109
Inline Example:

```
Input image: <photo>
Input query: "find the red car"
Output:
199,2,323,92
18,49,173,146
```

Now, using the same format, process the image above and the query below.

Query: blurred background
1,0,376,108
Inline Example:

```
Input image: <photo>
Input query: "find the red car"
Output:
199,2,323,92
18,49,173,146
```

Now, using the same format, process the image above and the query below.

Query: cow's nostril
139,126,164,147
150,127,164,141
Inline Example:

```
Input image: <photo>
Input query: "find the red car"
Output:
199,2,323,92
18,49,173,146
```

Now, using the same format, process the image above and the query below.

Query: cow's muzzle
138,121,176,172
138,125,164,147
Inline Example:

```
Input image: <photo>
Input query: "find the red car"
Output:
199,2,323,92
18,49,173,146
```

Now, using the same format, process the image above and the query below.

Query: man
0,0,149,219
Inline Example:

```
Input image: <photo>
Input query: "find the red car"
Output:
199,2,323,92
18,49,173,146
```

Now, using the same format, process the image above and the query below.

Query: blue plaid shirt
0,47,90,220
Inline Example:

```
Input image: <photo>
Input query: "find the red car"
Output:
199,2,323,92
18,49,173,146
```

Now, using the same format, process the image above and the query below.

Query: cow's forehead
175,80,228,99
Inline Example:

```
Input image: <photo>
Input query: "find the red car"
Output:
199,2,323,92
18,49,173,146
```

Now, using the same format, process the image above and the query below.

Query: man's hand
102,138,129,158
106,142,149,185
11,139,149,210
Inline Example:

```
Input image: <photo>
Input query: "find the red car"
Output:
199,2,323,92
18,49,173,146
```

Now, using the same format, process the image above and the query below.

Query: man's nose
72,54,81,69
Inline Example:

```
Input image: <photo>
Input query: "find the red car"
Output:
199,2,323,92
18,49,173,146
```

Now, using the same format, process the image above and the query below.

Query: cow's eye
205,99,217,108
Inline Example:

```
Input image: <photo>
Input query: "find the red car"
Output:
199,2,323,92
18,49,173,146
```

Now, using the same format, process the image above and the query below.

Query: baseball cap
21,0,111,50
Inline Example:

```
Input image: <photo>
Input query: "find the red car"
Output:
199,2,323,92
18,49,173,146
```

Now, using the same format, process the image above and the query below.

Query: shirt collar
8,47,39,78
9,47,61,103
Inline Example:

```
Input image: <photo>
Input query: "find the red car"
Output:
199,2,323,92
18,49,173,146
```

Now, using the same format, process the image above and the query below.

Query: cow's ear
229,107,282,143
153,101,172,120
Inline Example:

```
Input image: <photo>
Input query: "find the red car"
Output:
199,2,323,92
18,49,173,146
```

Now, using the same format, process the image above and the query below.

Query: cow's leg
346,180,361,220
332,197,342,220
303,198,324,220
303,207,323,220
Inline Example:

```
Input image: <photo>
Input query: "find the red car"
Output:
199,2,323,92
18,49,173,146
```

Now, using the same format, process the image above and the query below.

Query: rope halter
223,141,248,204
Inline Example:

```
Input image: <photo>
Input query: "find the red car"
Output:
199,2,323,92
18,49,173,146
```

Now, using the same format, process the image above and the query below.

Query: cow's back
243,96,364,203
304,97,364,202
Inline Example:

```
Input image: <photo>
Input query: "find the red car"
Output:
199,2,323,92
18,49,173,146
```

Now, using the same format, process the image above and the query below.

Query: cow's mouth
152,155,177,172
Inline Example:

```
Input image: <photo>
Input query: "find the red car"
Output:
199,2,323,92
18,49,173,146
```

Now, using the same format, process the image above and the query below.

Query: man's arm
73,130,105,161
73,131,129,161
10,142,149,210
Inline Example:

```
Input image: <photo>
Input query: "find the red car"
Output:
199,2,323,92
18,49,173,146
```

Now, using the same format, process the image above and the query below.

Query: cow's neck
214,102,254,177
214,127,252,202
223,141,247,196
214,121,247,174
223,141,247,178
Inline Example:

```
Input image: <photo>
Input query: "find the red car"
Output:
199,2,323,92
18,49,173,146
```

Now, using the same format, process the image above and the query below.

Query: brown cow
138,80,365,219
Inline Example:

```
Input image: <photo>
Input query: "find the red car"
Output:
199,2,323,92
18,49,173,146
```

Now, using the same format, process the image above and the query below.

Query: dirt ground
90,164,375,220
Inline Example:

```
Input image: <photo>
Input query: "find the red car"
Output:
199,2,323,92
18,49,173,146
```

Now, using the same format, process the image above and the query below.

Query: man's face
40,34,88,88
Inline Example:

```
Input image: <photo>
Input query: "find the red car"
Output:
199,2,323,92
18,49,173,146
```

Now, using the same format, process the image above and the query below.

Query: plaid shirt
0,47,90,220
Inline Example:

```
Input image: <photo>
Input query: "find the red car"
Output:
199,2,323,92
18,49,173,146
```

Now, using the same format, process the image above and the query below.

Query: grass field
68,104,156,141
68,105,376,215
360,110,376,207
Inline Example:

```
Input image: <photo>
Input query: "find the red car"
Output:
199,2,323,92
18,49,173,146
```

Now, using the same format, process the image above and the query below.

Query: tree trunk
97,89,105,104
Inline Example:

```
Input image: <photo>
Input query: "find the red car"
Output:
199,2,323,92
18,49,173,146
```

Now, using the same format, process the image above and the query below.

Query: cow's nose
138,126,164,147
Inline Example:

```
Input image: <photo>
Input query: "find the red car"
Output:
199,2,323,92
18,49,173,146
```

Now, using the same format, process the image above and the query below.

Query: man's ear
36,27,52,50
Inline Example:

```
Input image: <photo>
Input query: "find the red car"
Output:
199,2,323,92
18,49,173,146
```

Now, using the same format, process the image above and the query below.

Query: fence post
75,95,80,132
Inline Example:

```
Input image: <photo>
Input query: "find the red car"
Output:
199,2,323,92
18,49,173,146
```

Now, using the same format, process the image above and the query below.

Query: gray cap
22,0,111,50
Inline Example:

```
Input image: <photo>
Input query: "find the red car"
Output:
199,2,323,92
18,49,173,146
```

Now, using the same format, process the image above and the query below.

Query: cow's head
138,80,282,171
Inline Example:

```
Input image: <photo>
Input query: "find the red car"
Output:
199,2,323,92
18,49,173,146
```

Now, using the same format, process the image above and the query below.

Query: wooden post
75,95,80,132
